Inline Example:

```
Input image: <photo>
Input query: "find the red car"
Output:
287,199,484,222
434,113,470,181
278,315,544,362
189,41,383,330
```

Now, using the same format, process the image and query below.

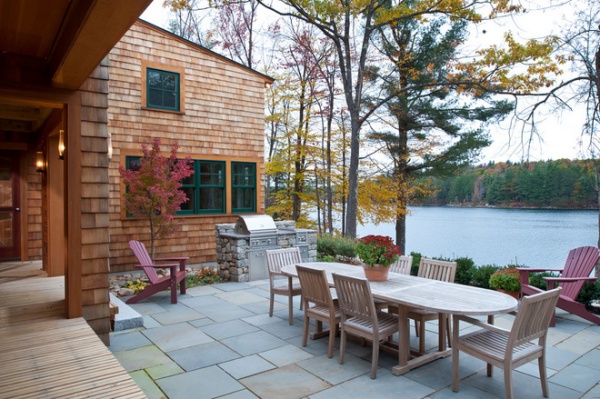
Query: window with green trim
179,160,226,214
232,162,256,213
147,68,180,111
124,157,255,215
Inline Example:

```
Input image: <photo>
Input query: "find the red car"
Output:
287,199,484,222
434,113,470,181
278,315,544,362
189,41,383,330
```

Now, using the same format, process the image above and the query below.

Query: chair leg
371,338,379,379
539,354,549,397
302,312,309,348
451,341,460,392
339,328,347,365
446,315,452,348
504,367,514,399
269,292,274,317
288,293,294,325
170,276,178,304
327,321,336,358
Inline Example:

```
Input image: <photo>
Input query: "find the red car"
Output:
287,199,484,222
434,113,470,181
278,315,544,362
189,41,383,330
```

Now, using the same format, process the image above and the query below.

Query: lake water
356,207,599,268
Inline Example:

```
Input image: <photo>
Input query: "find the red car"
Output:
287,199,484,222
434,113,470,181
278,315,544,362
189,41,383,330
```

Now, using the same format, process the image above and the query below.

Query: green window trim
124,156,255,216
232,162,256,213
146,67,180,111
179,160,226,215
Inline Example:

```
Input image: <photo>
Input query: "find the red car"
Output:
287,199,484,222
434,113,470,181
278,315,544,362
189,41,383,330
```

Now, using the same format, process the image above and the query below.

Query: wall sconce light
58,129,65,160
35,151,45,173
107,133,113,161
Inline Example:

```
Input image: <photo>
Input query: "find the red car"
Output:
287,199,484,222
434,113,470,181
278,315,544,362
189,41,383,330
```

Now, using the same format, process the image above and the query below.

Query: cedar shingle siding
107,21,270,272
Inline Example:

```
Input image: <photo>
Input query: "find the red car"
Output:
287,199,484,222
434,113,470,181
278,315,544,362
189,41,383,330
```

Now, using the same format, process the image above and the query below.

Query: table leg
438,313,447,351
392,306,452,375
399,305,410,366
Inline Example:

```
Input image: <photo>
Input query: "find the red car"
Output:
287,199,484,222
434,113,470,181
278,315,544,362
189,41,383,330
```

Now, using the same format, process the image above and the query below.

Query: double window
180,161,226,214
124,156,256,215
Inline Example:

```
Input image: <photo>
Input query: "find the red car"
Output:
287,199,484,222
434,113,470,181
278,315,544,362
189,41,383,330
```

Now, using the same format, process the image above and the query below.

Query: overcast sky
140,0,591,164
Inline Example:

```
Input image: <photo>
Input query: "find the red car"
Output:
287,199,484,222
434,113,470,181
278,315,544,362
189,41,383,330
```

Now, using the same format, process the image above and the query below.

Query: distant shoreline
412,203,599,211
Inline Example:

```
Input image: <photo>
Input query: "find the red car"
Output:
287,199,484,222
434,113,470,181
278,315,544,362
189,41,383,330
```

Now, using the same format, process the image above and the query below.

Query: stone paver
110,279,600,399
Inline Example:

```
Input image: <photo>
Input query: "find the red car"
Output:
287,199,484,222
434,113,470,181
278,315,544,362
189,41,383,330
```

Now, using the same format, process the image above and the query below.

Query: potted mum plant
489,267,521,299
355,235,401,281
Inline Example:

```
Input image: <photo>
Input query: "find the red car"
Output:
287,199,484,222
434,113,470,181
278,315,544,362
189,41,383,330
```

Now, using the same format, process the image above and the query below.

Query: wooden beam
0,142,28,151
50,0,153,89
0,104,40,121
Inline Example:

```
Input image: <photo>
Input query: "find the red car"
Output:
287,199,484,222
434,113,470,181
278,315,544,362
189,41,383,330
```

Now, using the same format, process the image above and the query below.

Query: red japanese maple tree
119,138,194,258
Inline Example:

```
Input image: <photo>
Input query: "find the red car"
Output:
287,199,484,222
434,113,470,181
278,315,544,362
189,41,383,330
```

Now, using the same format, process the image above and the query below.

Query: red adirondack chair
126,240,188,304
519,246,600,326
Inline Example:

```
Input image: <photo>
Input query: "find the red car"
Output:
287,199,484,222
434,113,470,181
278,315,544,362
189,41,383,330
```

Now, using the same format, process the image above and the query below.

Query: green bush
454,257,475,285
409,252,422,276
471,265,502,289
317,235,337,258
527,271,559,290
317,235,356,260
577,281,600,305
489,267,520,293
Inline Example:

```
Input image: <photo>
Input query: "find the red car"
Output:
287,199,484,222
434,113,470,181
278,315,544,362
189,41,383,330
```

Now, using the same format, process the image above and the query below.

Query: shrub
409,252,422,276
527,271,559,290
454,257,475,285
489,267,520,293
317,235,356,260
185,268,222,288
471,265,502,289
577,280,600,305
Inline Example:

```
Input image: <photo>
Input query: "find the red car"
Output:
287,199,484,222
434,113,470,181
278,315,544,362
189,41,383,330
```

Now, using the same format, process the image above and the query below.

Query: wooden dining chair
332,273,399,379
390,255,413,275
266,247,303,325
296,265,341,358
452,287,561,399
405,258,456,353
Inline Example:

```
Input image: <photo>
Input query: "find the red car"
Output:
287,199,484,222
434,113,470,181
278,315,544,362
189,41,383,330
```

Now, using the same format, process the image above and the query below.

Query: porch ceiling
0,0,152,146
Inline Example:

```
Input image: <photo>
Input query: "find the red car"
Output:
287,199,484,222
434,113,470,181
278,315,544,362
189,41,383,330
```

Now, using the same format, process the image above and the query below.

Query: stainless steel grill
234,215,279,280
234,215,278,236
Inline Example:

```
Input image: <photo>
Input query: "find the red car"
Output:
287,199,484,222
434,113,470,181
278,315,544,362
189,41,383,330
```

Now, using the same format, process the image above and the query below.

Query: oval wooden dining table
281,262,518,375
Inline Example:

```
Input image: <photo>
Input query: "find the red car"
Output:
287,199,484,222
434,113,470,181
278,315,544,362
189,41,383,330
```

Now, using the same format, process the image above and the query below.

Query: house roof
137,19,275,85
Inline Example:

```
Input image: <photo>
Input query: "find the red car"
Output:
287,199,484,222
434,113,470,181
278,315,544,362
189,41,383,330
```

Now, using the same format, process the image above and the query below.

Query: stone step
109,293,144,331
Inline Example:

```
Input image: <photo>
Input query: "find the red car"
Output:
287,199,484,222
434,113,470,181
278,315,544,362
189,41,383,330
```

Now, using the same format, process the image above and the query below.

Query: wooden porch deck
0,262,146,399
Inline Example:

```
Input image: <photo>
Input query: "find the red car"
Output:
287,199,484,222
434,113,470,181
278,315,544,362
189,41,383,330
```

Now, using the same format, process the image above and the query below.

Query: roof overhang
0,0,153,90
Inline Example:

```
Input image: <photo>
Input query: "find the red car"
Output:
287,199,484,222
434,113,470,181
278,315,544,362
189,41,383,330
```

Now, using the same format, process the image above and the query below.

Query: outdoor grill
234,215,278,237
216,215,316,282
233,215,279,280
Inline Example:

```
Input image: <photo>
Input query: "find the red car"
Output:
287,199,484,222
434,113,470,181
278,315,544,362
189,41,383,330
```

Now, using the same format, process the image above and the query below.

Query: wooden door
0,155,20,260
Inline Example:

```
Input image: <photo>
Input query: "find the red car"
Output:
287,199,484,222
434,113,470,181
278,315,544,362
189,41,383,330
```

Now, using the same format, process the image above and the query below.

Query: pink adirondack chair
126,240,188,304
519,246,600,326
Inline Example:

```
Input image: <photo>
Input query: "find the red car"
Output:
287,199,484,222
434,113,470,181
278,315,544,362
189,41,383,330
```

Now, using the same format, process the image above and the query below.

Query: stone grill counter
216,216,317,282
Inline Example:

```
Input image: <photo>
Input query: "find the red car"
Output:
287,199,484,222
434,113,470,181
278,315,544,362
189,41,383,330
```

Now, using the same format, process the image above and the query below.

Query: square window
146,68,180,111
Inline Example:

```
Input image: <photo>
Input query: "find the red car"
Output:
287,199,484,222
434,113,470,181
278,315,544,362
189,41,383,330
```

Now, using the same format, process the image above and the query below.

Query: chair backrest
560,246,600,299
508,287,562,351
333,273,378,325
296,266,334,309
266,247,302,275
129,240,159,284
417,258,457,283
390,255,413,275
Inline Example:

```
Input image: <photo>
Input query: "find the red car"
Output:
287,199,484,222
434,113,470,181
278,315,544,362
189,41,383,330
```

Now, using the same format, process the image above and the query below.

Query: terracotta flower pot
363,265,390,281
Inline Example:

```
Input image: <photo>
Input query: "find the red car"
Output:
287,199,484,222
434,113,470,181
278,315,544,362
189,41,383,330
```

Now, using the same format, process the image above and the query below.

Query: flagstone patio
109,279,600,399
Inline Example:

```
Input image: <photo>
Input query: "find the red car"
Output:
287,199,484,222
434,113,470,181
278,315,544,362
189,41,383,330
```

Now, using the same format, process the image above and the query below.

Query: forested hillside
413,159,599,208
